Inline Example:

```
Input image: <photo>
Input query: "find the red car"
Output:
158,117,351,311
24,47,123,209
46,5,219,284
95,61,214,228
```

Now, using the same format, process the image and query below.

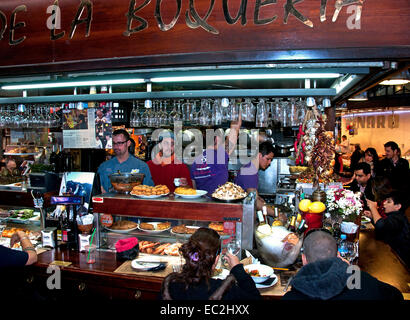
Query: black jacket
379,157,410,191
346,178,375,202
282,258,403,300
374,210,410,267
161,264,261,300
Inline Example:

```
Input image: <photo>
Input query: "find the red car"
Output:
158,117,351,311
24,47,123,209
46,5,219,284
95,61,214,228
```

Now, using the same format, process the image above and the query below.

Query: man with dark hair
147,130,192,192
364,191,410,267
349,144,364,172
97,129,154,193
346,162,375,201
282,230,403,300
379,141,410,192
234,141,275,216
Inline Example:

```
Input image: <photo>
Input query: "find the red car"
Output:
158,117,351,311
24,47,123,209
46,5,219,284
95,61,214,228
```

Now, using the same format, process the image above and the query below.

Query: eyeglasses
113,140,128,146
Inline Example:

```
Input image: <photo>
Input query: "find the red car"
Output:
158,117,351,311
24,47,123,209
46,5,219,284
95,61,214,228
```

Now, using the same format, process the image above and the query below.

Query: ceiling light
348,92,368,101
379,70,410,85
150,73,341,82
1,78,145,90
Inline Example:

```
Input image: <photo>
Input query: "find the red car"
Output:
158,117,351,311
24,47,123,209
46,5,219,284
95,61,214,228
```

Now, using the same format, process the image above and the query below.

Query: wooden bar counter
22,225,409,301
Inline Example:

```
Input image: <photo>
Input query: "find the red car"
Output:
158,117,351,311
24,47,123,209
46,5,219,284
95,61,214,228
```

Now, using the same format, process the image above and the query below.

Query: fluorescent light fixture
332,75,357,94
348,92,368,101
150,73,341,82
379,79,410,85
379,70,410,85
1,78,145,90
341,110,410,118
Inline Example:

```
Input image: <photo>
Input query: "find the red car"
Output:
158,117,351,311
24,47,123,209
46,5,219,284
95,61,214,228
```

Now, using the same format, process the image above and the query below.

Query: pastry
110,220,137,230
174,187,196,195
171,224,187,234
139,222,154,230
212,182,247,200
209,222,224,232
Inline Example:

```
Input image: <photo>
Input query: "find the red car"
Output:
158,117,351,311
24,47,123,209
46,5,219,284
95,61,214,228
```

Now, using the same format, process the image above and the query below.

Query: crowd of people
343,140,410,267
1,122,408,301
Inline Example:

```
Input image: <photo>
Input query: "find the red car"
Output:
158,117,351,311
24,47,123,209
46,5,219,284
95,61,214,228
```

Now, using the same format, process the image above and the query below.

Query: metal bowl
109,172,145,193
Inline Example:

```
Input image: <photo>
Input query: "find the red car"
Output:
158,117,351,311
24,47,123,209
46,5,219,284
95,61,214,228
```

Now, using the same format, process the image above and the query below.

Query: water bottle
338,234,348,258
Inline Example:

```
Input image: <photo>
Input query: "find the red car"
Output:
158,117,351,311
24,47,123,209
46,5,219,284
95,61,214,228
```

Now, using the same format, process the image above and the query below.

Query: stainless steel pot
275,143,293,157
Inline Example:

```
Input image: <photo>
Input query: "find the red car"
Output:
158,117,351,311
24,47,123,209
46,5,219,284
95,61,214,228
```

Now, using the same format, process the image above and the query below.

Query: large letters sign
0,0,409,73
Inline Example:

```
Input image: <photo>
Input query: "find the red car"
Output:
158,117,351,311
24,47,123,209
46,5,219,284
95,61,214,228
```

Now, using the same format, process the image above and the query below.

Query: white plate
132,193,169,199
174,190,207,199
170,225,200,237
255,274,278,289
212,268,229,280
361,216,371,224
131,259,162,271
137,222,171,233
105,226,139,234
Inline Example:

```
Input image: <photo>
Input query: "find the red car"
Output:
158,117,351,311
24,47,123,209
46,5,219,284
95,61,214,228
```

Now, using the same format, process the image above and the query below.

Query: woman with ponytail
161,227,261,300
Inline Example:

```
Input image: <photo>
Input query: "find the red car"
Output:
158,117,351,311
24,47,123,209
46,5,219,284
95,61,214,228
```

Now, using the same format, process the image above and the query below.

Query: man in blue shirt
97,129,154,193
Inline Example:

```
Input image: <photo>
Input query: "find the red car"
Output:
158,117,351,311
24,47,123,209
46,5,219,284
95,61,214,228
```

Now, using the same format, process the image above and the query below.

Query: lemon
308,201,326,214
298,199,312,212
272,220,283,226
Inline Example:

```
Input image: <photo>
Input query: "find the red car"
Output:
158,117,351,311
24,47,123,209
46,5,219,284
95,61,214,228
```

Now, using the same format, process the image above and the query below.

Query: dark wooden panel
0,0,409,75
92,194,244,221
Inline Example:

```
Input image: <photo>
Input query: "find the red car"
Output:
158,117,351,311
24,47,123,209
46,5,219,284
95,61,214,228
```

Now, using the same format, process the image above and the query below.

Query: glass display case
0,205,42,248
92,193,256,259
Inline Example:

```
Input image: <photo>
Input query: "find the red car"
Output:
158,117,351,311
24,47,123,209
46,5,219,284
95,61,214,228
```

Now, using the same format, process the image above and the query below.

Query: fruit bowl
109,172,144,193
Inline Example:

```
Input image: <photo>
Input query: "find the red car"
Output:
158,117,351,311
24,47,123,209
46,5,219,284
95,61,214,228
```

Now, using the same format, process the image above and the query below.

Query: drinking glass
182,100,194,123
198,99,210,126
158,100,169,127
230,100,240,122
227,237,241,256
345,241,358,264
190,100,199,125
213,99,222,125
240,98,253,122
255,98,268,127
130,101,139,127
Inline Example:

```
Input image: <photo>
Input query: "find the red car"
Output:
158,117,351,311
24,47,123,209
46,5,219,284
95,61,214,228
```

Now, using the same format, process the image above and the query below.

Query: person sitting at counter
0,231,38,268
345,162,375,202
234,141,276,216
364,191,410,267
282,230,403,300
161,227,261,300
190,114,242,194
147,130,192,192
97,129,154,193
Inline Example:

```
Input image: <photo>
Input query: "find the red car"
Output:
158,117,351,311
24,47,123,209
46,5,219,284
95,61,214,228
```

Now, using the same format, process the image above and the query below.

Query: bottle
297,219,307,235
288,215,297,232
256,210,271,235
262,205,268,223
338,234,348,258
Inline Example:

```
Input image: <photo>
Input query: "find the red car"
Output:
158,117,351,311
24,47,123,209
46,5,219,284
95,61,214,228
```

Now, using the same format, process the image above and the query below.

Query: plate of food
212,268,229,280
361,216,371,224
211,182,247,203
174,187,208,199
244,264,275,285
131,259,164,271
105,220,138,233
130,184,170,197
133,193,169,199
170,225,200,237
138,221,171,233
